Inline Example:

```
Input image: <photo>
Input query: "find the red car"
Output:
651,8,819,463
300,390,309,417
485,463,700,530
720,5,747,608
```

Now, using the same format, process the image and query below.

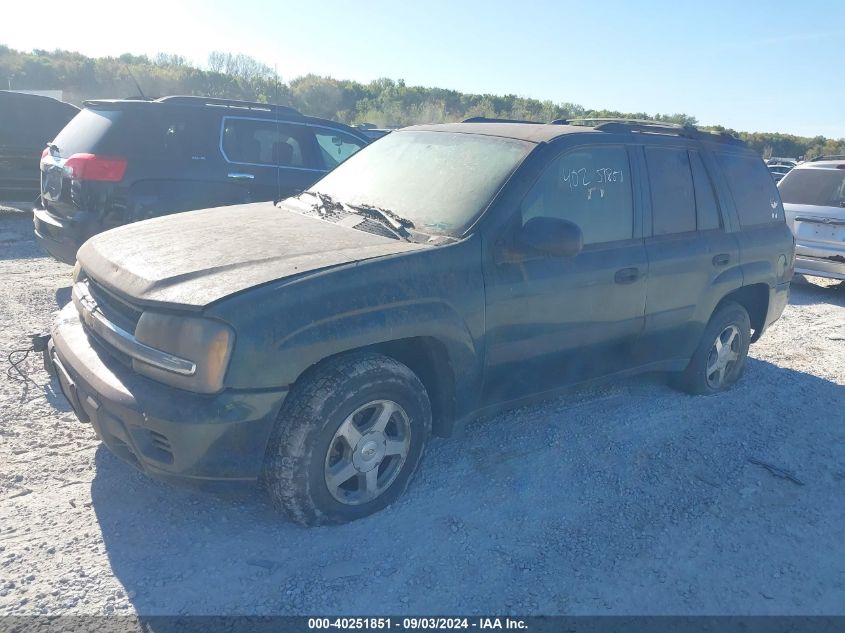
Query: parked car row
0,90,78,201
766,156,798,182
43,117,795,524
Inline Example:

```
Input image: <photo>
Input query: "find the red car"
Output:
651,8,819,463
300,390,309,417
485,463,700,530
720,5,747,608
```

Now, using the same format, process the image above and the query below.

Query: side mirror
519,216,583,257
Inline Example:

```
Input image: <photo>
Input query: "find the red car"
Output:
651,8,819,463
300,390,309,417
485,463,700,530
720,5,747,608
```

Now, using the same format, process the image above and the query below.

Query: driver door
481,144,648,405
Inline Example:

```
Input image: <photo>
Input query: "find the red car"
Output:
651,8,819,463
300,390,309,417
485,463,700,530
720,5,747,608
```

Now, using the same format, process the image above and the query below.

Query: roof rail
556,118,743,145
809,154,845,162
462,116,542,124
552,117,684,129
155,95,301,116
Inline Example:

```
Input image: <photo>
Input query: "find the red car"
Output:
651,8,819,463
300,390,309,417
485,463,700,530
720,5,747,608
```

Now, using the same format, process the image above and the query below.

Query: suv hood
77,202,425,309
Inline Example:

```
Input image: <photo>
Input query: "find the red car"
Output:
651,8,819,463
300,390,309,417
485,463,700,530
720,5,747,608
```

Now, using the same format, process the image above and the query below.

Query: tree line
2,45,843,159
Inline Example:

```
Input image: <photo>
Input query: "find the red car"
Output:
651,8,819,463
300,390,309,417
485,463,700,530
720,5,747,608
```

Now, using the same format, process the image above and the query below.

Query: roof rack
155,95,301,116
462,116,542,124
553,118,742,145
809,154,845,162
552,117,683,129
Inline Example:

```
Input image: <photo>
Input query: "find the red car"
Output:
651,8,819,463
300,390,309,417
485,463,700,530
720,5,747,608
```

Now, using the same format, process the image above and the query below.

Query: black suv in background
33,96,370,264
0,91,79,202
46,119,793,525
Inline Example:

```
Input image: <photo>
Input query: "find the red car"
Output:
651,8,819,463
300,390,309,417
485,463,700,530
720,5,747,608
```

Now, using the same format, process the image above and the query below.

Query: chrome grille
84,277,142,333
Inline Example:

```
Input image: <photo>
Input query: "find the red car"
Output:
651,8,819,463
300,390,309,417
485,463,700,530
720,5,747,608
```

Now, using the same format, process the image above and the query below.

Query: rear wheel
675,301,751,395
262,352,431,526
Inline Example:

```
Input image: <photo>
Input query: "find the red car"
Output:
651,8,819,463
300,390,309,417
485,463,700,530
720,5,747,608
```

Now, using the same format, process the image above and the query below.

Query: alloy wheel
324,399,411,505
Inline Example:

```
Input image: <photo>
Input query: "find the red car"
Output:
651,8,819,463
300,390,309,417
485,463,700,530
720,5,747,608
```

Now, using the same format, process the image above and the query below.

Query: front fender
209,237,485,415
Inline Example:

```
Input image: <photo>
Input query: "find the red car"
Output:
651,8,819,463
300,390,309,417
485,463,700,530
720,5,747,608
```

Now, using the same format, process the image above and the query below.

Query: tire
675,301,751,395
262,352,431,526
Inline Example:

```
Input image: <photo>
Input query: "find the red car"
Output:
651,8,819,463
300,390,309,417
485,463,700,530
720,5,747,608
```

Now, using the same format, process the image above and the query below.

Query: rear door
714,150,793,297
220,117,325,201
636,142,741,364
482,143,648,404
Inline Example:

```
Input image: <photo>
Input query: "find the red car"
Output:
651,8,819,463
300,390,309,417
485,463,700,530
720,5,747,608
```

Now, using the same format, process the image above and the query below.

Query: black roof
79,95,370,141
83,95,302,117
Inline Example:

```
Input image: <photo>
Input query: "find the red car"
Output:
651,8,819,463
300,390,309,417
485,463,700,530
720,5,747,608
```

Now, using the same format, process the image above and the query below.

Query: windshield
779,168,845,207
306,130,533,235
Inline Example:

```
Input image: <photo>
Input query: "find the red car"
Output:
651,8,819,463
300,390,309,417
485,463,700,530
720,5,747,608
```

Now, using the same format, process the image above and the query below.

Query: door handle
227,172,255,180
614,267,640,284
712,253,730,267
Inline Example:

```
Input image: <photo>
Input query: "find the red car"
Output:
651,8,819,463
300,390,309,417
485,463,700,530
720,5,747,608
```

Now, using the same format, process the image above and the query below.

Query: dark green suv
45,119,794,525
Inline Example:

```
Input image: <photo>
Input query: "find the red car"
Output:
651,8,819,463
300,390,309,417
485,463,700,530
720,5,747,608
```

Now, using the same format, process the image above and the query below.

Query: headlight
133,312,235,394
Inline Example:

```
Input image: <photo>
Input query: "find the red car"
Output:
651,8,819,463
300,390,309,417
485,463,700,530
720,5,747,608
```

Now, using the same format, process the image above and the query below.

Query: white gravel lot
1,207,844,616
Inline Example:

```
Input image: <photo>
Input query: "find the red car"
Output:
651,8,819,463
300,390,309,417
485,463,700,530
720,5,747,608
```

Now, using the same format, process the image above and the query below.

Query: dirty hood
77,202,425,309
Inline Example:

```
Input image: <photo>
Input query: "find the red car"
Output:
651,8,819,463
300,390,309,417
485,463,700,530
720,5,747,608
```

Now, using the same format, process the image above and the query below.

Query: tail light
63,154,127,182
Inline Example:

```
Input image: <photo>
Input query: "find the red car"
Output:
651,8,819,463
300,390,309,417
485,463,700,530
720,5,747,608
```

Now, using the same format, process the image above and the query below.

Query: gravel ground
1,207,844,616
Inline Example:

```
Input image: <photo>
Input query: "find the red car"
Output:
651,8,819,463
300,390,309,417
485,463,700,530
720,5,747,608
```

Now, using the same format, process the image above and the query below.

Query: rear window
778,168,845,208
715,152,783,226
51,108,121,157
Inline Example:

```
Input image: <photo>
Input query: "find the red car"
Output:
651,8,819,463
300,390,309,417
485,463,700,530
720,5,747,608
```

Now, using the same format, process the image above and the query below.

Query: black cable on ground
6,347,39,386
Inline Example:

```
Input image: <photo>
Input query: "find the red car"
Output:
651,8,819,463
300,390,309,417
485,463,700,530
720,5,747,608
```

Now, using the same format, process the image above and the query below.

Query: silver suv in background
779,155,845,280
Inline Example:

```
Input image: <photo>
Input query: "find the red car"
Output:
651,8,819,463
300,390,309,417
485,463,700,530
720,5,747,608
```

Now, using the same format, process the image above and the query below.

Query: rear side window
521,145,633,245
778,168,845,207
315,130,366,169
222,118,311,167
119,109,216,160
689,151,721,230
645,146,696,235
715,152,783,225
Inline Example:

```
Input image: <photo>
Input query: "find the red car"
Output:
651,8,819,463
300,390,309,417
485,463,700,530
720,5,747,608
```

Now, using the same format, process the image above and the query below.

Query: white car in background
766,157,797,183
779,155,845,280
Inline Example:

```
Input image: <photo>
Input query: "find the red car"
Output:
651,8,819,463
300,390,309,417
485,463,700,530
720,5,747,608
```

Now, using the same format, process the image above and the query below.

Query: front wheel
262,352,431,526
675,301,751,395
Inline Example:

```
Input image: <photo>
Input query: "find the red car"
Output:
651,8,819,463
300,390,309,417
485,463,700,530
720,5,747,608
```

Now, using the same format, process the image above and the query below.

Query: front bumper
47,303,288,490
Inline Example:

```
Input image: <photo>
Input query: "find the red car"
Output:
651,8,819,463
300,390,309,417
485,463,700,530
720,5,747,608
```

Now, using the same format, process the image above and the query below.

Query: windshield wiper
345,203,415,240
296,192,414,241
295,190,345,215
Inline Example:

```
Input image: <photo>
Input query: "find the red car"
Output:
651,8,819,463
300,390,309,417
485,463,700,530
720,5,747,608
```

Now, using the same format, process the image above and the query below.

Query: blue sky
4,0,844,137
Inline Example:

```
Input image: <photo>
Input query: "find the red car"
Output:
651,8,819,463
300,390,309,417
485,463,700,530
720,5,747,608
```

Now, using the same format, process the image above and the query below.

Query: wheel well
367,337,456,437
294,338,457,438
715,284,769,342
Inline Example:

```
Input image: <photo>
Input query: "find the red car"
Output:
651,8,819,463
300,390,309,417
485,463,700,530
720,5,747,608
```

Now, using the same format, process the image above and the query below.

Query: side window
221,119,308,167
689,150,721,230
159,117,212,160
521,145,633,245
645,146,696,235
315,130,366,169
118,111,213,161
715,152,783,226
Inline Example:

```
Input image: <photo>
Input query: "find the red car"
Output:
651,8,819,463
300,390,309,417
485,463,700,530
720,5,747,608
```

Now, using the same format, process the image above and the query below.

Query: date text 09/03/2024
307,617,528,630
